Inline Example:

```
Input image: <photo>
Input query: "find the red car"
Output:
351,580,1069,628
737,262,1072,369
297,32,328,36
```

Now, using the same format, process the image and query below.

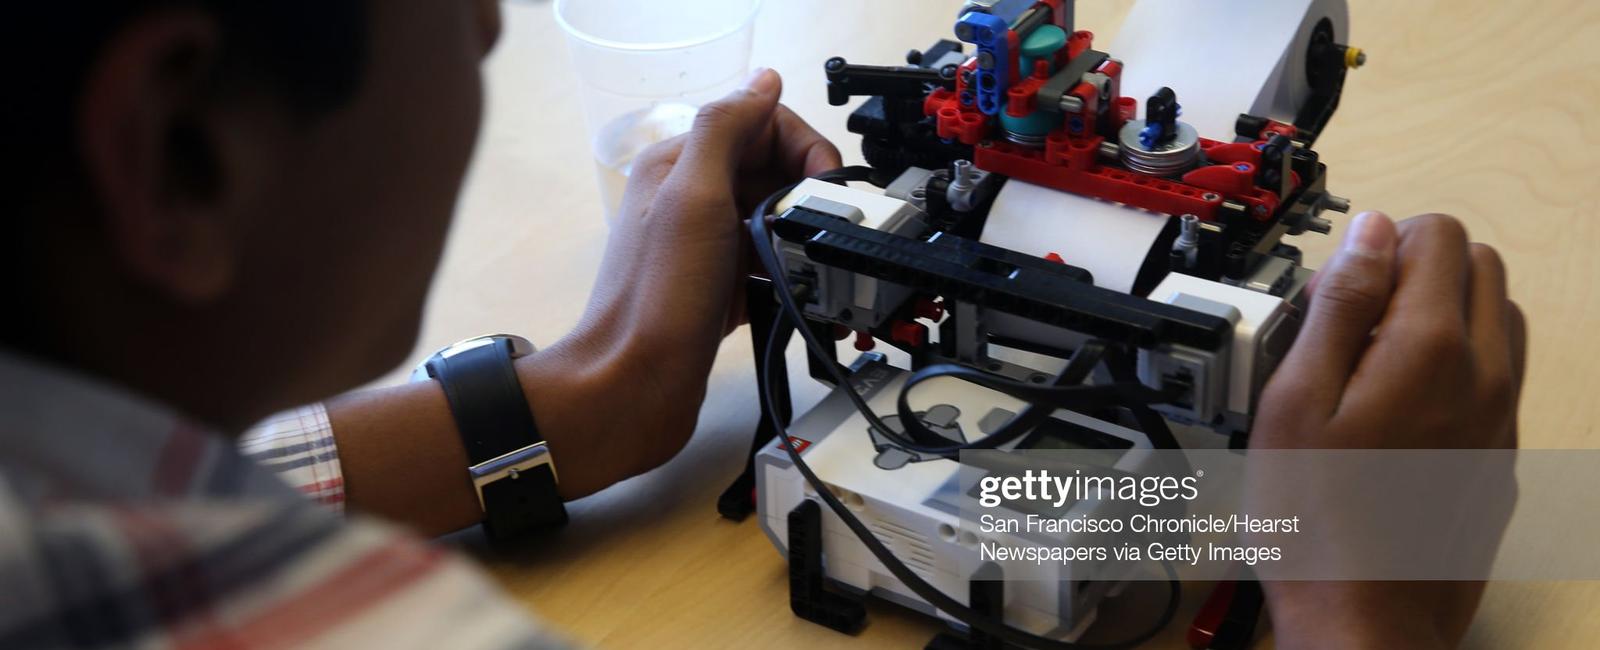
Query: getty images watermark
950,448,1596,582
973,467,1295,568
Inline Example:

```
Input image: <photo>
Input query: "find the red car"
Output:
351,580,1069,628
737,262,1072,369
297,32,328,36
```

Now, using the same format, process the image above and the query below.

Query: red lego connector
1263,121,1298,139
1067,30,1094,59
1205,141,1266,166
927,86,991,146
889,321,928,348
1239,118,1299,141
1183,162,1256,196
1006,60,1051,118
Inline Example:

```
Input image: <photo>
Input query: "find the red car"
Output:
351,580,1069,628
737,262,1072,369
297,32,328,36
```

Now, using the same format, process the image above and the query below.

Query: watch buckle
468,442,557,510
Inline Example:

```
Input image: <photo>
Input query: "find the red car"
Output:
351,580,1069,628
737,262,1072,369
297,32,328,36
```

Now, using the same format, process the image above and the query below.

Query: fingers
769,104,843,177
1508,301,1527,391
736,102,839,178
1507,302,1527,448
732,105,844,211
645,68,842,222
669,68,783,188
1351,214,1475,401
1467,243,1513,377
1466,243,1526,451
620,135,688,215
1269,211,1399,418
1387,214,1472,333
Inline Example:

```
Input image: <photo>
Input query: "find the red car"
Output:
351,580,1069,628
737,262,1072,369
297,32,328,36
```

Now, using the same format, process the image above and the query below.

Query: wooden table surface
398,1,1600,647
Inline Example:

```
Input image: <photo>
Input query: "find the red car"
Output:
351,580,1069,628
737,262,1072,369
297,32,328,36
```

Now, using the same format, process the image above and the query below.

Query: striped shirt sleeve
0,487,573,649
240,404,346,513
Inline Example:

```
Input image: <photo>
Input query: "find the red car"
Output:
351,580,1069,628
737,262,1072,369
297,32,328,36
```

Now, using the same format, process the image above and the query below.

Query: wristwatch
411,334,568,538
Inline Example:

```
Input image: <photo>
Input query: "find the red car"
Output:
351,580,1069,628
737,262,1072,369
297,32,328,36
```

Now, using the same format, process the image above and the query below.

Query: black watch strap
426,338,567,538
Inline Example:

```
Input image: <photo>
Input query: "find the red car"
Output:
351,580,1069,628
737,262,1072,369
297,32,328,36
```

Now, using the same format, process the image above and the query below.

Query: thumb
674,68,782,186
1269,211,1399,418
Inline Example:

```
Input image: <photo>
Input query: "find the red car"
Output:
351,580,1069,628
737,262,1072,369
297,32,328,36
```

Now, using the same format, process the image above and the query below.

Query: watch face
440,338,500,359
410,335,535,383
408,361,435,383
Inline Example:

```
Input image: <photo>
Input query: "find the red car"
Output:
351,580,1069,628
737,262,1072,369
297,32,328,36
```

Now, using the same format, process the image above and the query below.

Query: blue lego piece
955,12,1011,116
974,0,1037,23
1139,122,1164,149
1139,103,1182,148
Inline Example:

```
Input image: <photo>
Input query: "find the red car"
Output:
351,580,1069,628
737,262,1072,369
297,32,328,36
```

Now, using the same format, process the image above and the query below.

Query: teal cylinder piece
999,107,1060,141
1003,23,1068,143
1017,24,1068,78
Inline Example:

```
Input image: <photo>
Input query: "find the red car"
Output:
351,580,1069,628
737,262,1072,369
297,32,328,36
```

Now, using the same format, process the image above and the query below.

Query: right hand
1249,211,1526,648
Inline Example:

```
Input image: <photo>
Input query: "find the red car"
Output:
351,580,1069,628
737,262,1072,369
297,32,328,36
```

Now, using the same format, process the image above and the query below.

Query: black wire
890,357,1176,455
751,169,1183,648
887,342,1107,451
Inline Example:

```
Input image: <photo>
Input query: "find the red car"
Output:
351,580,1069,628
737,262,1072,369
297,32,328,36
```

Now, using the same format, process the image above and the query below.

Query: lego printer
718,1,1365,647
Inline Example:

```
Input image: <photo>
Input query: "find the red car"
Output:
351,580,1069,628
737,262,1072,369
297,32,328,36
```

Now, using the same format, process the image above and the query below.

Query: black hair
4,1,369,205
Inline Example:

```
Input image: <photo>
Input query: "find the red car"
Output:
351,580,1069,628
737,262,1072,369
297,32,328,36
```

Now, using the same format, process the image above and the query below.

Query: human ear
77,9,239,304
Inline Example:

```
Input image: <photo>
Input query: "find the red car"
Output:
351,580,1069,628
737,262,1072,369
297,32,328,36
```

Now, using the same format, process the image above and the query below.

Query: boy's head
5,1,503,428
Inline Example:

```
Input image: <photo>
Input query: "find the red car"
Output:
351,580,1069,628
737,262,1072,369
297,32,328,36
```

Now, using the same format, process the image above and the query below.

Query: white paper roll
980,179,1169,293
1110,0,1350,141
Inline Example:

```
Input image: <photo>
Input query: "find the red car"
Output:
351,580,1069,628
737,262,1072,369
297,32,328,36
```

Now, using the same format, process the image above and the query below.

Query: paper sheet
979,179,1169,293
1110,0,1349,141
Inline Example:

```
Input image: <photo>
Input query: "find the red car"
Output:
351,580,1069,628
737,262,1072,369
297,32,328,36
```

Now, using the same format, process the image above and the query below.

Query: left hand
519,69,842,495
1250,212,1525,649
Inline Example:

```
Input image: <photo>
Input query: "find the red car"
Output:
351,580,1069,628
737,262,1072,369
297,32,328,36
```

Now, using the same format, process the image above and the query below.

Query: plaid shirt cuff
240,403,346,513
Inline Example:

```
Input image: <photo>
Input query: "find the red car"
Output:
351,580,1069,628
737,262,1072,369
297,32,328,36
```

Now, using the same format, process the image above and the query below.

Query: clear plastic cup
554,0,762,222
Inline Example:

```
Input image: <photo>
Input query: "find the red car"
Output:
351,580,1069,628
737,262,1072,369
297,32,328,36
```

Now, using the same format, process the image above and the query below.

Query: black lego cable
751,168,1181,649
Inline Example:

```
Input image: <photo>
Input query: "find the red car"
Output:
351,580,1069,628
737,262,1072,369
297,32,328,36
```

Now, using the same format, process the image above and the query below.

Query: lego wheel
860,136,971,180
860,137,918,179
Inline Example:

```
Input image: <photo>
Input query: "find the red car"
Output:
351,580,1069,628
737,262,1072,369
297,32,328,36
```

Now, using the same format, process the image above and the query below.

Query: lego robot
718,1,1365,647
